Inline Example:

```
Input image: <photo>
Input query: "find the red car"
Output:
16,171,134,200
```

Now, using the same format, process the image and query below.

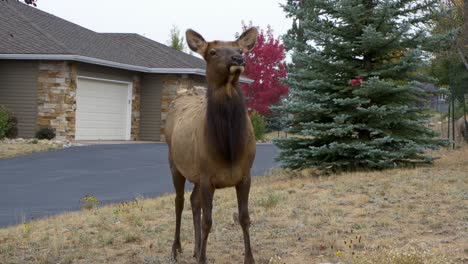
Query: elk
164,28,258,264
455,115,467,145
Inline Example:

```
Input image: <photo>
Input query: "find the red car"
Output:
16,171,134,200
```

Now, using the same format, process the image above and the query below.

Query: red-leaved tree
239,22,288,116
1,0,38,6
23,0,36,6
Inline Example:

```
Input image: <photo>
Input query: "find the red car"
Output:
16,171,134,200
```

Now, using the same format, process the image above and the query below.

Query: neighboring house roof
0,1,205,69
0,1,252,82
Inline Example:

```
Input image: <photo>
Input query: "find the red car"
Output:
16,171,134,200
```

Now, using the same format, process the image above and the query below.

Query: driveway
0,144,279,227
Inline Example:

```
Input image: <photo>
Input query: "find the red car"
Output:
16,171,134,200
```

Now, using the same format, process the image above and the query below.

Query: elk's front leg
236,176,255,264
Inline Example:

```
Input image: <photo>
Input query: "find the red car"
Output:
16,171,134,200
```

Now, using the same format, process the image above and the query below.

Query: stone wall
37,61,77,141
131,74,141,140
159,74,207,142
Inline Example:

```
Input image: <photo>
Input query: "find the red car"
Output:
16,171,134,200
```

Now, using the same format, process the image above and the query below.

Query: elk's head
186,28,258,91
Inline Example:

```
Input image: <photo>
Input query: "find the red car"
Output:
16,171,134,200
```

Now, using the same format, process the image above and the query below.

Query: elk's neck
205,78,248,164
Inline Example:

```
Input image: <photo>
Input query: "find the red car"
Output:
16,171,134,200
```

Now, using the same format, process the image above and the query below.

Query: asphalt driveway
0,144,279,227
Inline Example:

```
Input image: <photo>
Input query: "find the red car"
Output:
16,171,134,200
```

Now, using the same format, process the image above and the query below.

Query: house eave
0,54,254,84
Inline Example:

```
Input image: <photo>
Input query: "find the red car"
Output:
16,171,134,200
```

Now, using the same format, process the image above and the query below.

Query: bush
257,191,281,209
0,105,16,140
35,127,56,140
250,111,266,140
80,195,100,210
6,115,18,138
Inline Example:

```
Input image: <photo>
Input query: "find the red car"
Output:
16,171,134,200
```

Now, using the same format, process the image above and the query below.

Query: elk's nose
231,54,245,66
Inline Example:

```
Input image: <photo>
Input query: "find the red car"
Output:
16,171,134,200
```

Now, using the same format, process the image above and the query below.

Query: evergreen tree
429,0,468,112
275,0,447,171
166,25,185,52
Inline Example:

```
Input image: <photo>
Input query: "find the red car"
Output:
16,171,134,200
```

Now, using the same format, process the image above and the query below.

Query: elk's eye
209,50,216,56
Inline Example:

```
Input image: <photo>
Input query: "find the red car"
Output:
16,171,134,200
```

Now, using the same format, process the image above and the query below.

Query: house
0,1,251,141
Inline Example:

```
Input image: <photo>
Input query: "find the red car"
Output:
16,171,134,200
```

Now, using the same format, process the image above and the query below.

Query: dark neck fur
205,84,248,164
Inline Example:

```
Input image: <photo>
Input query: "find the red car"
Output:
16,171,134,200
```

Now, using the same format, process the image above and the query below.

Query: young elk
164,28,258,264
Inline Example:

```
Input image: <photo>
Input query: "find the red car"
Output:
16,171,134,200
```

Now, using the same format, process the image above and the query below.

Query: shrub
258,191,281,209
35,127,56,140
80,195,100,210
6,115,18,138
0,105,16,140
250,111,266,140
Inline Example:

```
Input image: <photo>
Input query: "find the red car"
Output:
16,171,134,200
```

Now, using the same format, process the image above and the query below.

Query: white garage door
76,77,131,140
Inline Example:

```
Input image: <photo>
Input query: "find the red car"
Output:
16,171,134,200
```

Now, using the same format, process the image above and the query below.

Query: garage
76,77,132,140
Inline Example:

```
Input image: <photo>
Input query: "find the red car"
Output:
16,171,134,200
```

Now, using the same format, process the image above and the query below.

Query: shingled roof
0,0,207,73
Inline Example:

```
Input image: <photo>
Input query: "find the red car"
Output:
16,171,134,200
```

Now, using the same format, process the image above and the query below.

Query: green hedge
0,105,17,139
250,111,266,141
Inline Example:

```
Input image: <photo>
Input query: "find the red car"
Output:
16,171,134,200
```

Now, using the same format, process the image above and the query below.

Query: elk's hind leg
198,180,215,264
170,160,186,260
236,176,255,264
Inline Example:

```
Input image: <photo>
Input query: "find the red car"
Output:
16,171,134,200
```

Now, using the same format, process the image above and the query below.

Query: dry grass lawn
0,147,466,264
262,131,311,143
0,139,63,159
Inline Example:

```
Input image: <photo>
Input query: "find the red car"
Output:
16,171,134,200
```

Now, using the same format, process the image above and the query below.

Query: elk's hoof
171,241,182,260
244,256,255,264
198,256,208,264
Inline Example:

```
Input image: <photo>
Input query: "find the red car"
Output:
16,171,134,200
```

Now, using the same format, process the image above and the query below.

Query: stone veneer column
131,74,141,140
37,61,77,141
160,74,201,142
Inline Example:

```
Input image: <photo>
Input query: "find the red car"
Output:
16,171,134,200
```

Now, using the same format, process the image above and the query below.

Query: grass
0,139,63,159
0,148,467,264
262,131,288,143
262,131,312,143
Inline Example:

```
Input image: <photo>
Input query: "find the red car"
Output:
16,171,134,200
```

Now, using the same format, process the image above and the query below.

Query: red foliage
240,22,288,116
24,0,37,6
350,76,363,87
0,0,38,7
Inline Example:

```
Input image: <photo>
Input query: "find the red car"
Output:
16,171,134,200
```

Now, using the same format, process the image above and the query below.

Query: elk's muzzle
229,54,245,73
229,55,245,74
231,54,245,66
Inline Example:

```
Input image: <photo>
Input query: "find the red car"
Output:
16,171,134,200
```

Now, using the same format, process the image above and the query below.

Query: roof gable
0,1,206,70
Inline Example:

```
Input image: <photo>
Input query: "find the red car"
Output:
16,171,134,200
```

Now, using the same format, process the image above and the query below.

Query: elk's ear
236,27,258,52
186,29,207,55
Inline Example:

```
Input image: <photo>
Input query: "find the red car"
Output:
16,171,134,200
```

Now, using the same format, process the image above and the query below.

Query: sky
36,0,292,47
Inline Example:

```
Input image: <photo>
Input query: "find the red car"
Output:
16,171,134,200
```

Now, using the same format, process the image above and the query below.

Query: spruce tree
275,0,447,171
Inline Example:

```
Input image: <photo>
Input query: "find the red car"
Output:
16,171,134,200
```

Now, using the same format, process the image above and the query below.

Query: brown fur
455,115,467,145
206,83,247,163
165,28,258,264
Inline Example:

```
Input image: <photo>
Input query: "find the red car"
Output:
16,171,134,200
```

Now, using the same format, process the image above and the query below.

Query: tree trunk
464,94,467,140
452,95,456,149
464,0,468,48
447,96,451,140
